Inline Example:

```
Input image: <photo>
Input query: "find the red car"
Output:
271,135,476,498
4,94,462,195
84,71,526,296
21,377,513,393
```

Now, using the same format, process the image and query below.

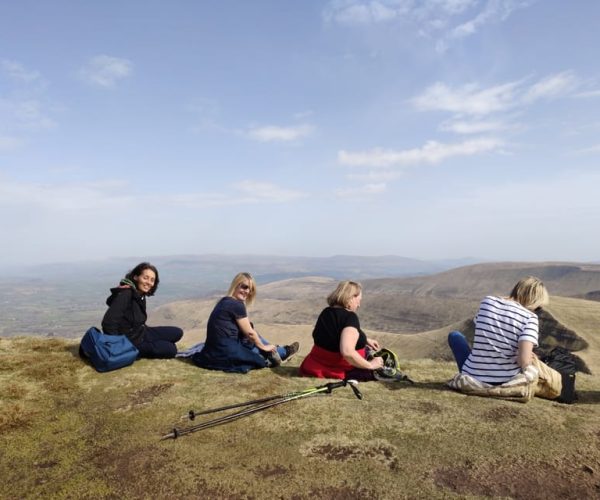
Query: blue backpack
79,327,139,372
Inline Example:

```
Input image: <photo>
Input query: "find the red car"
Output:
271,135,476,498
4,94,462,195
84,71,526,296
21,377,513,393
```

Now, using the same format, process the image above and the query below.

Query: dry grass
1,316,600,499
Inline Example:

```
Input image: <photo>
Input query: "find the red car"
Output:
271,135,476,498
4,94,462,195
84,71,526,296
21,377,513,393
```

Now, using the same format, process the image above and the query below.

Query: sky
1,0,599,267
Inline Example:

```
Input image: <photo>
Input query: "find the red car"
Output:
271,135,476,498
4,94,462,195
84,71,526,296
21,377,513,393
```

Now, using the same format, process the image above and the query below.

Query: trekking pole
181,386,320,421
161,380,361,440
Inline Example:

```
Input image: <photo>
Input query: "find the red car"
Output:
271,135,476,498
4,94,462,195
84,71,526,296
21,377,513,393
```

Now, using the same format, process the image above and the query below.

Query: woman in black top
300,280,383,380
102,262,183,358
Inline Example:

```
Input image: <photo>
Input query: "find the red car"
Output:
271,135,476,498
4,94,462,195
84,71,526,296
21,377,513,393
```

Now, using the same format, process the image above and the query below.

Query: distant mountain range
3,257,600,340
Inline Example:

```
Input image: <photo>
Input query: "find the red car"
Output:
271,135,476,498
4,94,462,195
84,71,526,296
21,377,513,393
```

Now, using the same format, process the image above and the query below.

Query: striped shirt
462,296,539,384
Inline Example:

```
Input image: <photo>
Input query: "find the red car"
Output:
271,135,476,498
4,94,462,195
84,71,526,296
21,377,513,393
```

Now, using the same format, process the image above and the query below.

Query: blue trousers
137,325,183,359
252,335,287,360
447,330,471,371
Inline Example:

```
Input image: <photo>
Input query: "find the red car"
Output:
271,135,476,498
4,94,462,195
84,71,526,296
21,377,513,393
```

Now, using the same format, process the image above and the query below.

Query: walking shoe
265,350,282,368
282,342,300,363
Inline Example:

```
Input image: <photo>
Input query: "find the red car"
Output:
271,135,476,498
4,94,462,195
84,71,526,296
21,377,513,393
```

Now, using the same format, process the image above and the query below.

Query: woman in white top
448,276,563,398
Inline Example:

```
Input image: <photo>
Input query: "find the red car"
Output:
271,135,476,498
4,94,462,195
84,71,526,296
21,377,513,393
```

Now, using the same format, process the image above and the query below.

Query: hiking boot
557,372,577,404
265,350,282,368
282,342,300,363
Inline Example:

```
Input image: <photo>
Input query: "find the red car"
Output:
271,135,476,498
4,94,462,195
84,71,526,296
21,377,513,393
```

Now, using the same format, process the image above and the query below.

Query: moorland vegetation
1,262,600,498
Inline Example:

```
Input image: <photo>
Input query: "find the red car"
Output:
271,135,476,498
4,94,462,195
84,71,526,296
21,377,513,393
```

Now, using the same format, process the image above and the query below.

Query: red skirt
299,345,367,379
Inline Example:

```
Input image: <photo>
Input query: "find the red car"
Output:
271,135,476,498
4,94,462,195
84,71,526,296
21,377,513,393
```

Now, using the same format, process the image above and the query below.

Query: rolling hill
2,261,600,498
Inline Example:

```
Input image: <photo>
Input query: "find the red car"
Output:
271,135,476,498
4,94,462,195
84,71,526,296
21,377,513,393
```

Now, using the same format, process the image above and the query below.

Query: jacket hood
106,285,143,307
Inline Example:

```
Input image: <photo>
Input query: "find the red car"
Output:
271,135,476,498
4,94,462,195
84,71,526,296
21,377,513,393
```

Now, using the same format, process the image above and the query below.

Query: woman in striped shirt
448,276,562,398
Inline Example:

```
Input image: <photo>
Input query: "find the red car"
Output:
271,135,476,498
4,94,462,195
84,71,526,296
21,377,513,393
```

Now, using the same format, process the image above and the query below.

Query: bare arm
236,317,276,353
517,339,535,369
340,327,383,370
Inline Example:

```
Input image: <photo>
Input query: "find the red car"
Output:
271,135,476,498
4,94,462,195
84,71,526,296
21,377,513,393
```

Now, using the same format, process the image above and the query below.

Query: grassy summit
1,294,600,499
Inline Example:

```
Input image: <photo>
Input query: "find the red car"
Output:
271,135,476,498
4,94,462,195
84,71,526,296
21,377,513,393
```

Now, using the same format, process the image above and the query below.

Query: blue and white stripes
462,296,539,384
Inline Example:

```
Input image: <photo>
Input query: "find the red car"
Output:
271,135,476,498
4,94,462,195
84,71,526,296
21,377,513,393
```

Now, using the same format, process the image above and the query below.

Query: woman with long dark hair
102,262,183,358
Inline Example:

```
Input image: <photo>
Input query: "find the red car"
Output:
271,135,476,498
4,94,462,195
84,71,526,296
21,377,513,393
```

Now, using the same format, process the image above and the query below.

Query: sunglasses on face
239,283,250,291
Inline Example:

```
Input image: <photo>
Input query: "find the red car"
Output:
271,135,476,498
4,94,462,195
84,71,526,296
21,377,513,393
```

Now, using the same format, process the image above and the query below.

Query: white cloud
412,80,522,116
522,71,579,103
574,89,600,98
450,0,535,40
323,0,476,26
247,124,314,142
0,59,41,82
0,98,57,130
339,137,503,167
0,179,133,211
347,169,403,182
413,72,580,117
335,182,387,198
0,136,24,151
323,0,404,25
0,176,306,215
78,55,133,88
440,119,509,134
233,180,306,203
574,144,600,155
324,0,536,52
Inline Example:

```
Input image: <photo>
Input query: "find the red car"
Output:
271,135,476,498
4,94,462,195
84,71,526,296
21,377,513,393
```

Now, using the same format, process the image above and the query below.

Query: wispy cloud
522,71,579,102
232,180,306,203
412,80,523,116
346,169,403,183
247,124,314,142
574,144,600,155
78,55,133,88
335,182,387,199
0,177,306,213
323,0,404,25
440,118,509,134
0,98,57,130
0,59,41,82
450,0,534,40
574,89,600,98
0,179,133,211
339,137,502,167
159,181,306,208
0,136,24,151
412,72,580,116
323,0,537,52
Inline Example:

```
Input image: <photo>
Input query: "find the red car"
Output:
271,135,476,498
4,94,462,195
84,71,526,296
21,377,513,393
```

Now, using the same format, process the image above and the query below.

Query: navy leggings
137,326,183,359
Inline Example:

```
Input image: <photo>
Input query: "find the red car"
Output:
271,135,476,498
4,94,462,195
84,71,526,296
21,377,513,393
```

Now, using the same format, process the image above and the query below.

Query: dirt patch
484,406,522,421
257,465,289,478
303,439,398,470
0,403,35,433
434,455,600,499
290,484,375,500
130,383,174,405
194,478,249,500
414,400,443,414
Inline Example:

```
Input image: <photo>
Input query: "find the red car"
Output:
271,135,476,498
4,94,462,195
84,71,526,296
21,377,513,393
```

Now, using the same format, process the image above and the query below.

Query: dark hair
126,262,160,296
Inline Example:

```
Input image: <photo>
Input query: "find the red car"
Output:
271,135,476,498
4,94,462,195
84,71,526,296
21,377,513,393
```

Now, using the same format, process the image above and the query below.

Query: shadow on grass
379,380,450,392
65,343,81,358
575,390,600,404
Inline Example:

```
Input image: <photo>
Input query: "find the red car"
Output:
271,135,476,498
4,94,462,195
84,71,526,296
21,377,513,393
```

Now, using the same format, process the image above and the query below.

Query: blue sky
1,0,599,266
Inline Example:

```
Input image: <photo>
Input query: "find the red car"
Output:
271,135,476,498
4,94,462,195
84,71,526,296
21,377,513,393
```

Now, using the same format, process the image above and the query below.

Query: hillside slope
1,333,599,499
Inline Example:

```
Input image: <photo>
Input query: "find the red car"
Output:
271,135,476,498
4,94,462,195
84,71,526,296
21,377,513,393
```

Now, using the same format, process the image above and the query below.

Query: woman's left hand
260,344,277,353
367,338,380,351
